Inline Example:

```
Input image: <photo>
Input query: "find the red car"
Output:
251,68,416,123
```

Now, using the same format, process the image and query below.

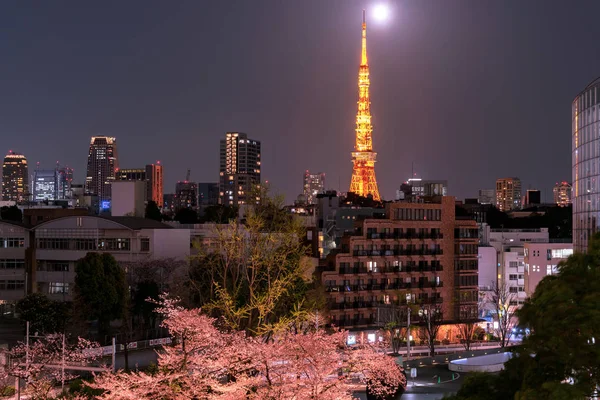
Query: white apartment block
0,216,190,305
523,242,573,297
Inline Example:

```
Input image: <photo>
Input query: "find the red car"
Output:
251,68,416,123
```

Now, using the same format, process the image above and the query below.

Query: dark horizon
2,1,599,203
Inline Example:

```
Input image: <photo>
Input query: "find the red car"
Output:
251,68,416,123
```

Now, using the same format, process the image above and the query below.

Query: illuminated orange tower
349,10,380,201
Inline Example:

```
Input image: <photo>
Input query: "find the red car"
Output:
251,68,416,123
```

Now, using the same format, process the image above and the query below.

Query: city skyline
1,1,597,202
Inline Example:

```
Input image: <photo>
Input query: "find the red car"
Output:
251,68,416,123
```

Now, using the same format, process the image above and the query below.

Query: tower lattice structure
349,10,380,201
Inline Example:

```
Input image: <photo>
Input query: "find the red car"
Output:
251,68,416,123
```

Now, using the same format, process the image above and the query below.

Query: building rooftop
100,216,173,230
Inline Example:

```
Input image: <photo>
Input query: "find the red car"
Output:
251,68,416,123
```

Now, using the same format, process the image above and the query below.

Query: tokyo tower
349,10,381,201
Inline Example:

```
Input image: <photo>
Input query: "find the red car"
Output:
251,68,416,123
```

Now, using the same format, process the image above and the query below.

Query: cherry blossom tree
90,296,406,399
2,334,100,399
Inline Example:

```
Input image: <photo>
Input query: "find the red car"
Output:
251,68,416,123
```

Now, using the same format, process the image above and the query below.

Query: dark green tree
16,293,70,334
132,280,160,329
0,205,22,222
144,201,162,221
201,205,238,223
174,207,198,224
73,253,128,340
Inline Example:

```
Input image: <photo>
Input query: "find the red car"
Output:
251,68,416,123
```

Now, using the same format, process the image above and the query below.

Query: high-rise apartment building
495,177,522,211
303,171,325,205
2,151,29,203
84,136,118,208
553,181,572,207
478,189,495,205
219,132,261,207
175,181,198,211
572,78,600,251
321,196,479,336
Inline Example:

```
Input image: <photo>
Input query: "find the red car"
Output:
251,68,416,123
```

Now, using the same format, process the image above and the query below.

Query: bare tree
457,322,477,351
488,280,518,348
419,304,443,357
376,301,409,355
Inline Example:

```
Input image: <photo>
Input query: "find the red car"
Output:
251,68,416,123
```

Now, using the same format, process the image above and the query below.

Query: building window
509,274,518,280
0,280,25,290
38,238,70,250
0,259,25,269
140,238,150,252
98,238,131,251
48,282,69,294
0,238,25,248
550,249,573,259
509,261,518,268
509,287,518,293
75,239,97,251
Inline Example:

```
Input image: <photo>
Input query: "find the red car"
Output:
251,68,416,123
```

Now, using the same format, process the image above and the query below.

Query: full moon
372,3,390,22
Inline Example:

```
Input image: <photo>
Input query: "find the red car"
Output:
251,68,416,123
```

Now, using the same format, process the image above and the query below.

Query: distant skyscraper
175,181,198,211
33,169,58,201
2,151,29,203
478,189,495,205
57,166,74,199
219,132,261,207
495,177,522,211
199,182,219,206
553,181,572,207
303,171,325,205
146,163,164,207
84,136,118,207
349,11,380,201
524,189,541,207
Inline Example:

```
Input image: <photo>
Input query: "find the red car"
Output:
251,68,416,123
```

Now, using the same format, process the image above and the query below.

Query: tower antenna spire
349,10,380,201
361,10,368,66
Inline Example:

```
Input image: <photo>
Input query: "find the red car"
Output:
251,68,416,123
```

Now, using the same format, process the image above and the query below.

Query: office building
33,169,58,201
2,151,29,203
400,179,448,199
84,136,118,209
495,177,521,211
523,243,573,297
117,168,146,181
0,216,189,304
553,181,572,207
219,132,261,207
320,196,479,337
478,189,495,205
117,164,164,207
524,189,541,208
198,183,219,206
175,181,198,211
57,166,73,199
303,171,326,205
572,78,600,251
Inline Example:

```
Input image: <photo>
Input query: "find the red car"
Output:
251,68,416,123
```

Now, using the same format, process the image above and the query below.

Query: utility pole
111,337,116,373
406,308,411,360
61,333,65,393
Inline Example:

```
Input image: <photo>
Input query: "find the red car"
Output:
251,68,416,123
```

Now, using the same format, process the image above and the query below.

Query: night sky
2,1,600,202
